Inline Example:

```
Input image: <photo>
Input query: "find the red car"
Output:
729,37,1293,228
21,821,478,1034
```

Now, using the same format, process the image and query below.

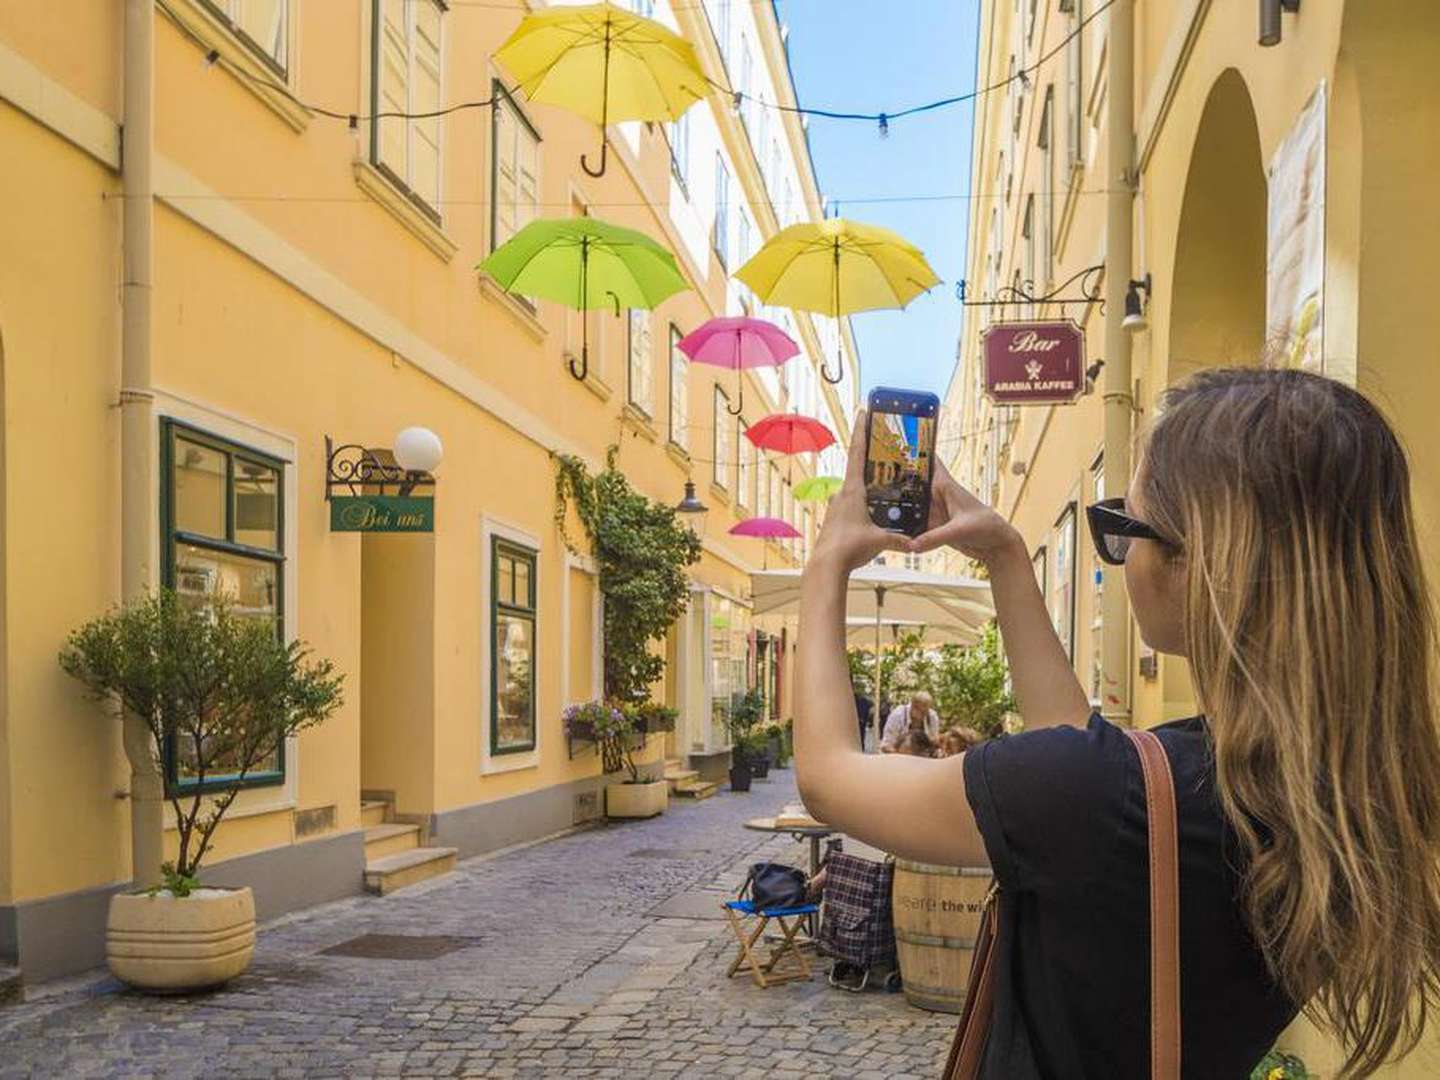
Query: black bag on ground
740,862,809,909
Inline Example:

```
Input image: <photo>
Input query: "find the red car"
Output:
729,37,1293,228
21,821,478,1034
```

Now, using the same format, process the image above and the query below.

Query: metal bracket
324,436,436,500
957,264,1105,317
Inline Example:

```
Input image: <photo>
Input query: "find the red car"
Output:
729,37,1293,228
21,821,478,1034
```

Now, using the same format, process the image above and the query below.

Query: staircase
665,758,719,801
361,798,457,896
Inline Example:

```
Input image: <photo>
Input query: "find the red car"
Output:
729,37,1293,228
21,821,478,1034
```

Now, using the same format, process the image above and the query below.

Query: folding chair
721,899,819,988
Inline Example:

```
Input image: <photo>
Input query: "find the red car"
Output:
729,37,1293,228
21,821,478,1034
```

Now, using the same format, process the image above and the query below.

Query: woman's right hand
913,459,1024,565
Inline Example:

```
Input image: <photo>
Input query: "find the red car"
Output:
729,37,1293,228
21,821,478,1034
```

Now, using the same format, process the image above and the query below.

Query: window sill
353,161,458,263
665,442,692,469
478,274,547,342
159,0,309,133
481,748,539,776
709,483,731,506
621,404,659,442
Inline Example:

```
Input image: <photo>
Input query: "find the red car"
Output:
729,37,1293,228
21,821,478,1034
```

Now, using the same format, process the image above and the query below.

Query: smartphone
864,387,940,538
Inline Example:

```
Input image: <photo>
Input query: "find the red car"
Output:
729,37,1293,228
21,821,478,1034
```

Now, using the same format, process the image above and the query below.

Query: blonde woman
794,369,1440,1077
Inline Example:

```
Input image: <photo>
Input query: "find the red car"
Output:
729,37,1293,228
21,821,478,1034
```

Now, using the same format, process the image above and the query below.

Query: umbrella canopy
478,217,688,381
844,617,978,648
745,413,836,455
735,218,940,384
496,2,707,178
729,516,802,540
679,316,798,416
793,475,844,502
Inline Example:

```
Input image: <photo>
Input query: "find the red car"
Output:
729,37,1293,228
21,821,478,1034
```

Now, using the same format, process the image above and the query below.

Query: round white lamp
393,426,443,475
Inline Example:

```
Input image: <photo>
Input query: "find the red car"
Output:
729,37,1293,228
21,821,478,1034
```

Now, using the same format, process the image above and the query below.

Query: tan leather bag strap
1125,727,1182,1080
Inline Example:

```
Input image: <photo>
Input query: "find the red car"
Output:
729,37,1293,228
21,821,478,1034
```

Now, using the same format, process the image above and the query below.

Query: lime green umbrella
479,217,688,381
794,475,844,502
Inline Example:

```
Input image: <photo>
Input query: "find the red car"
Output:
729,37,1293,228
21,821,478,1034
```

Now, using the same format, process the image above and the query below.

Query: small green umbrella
794,475,844,502
478,216,689,380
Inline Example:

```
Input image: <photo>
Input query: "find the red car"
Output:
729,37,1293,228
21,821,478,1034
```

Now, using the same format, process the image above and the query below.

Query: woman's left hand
809,412,914,574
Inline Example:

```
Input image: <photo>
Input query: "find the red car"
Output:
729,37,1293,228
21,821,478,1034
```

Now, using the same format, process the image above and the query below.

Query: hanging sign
982,321,1086,405
330,495,434,533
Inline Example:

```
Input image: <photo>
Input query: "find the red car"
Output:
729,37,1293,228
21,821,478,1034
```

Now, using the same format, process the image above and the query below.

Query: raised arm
793,414,1089,867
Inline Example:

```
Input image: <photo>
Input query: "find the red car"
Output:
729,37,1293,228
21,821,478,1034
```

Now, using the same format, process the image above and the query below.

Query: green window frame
491,537,538,755
160,418,287,794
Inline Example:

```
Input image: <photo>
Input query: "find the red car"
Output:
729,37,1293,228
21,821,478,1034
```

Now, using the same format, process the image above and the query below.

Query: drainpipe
1100,0,1136,723
121,0,164,888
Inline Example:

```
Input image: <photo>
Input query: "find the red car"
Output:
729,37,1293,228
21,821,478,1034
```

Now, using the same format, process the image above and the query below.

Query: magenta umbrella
678,316,799,416
729,516,802,540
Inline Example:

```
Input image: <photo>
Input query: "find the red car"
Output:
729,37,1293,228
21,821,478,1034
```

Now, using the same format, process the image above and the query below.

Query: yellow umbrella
735,218,941,382
496,2,708,178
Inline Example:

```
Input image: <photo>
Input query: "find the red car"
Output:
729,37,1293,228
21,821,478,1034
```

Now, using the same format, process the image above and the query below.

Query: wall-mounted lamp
1259,0,1301,47
674,480,709,540
1083,359,1106,395
1122,275,1152,334
393,426,444,475
325,427,442,501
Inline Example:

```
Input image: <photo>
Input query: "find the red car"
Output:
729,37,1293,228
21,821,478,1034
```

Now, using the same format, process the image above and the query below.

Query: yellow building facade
0,0,857,981
947,0,1440,1072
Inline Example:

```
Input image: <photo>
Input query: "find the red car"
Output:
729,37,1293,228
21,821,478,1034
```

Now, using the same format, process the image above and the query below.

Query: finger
842,411,868,493
933,457,985,512
910,520,967,554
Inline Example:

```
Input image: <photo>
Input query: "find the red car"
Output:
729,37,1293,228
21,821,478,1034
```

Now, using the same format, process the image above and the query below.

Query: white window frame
669,325,690,451
714,153,731,267
491,80,541,253
628,309,654,417
713,386,732,491
202,0,289,74
371,0,446,221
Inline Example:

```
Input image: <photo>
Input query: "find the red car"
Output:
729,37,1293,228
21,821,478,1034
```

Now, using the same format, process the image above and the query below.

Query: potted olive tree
60,590,343,992
725,688,767,791
564,700,667,819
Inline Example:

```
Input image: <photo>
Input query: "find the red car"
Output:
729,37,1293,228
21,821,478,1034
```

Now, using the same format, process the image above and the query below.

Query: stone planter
606,779,668,819
107,886,255,992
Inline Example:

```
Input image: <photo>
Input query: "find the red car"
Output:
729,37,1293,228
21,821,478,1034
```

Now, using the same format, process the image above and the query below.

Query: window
738,421,753,509
668,325,689,450
1039,86,1055,280
713,0,732,63
1032,544,1048,599
567,196,605,377
713,387,732,490
372,0,444,219
1088,458,1105,702
669,110,691,190
1066,0,1084,168
627,310,654,416
1027,0,1039,41
710,593,750,745
1052,504,1077,662
769,463,782,525
491,538,537,754
1022,196,1036,314
162,420,285,791
491,82,539,252
757,455,770,517
202,0,288,73
738,209,752,271
713,154,731,267
739,35,754,129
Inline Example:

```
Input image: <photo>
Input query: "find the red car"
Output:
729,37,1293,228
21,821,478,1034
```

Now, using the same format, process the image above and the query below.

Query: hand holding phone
863,387,939,539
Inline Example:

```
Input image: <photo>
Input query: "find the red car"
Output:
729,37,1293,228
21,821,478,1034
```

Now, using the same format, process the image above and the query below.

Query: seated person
895,729,938,758
879,691,941,752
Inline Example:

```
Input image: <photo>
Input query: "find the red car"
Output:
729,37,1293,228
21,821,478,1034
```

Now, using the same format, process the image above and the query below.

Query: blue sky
778,0,981,400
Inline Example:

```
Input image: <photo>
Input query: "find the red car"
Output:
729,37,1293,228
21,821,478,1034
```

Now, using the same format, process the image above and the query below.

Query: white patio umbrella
750,565,995,719
844,617,977,647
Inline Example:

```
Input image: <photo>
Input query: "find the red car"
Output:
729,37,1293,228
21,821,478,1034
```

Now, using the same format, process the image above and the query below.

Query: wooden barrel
892,861,993,1013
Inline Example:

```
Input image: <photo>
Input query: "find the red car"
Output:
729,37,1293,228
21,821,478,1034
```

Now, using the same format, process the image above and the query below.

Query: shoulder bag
942,727,1181,1079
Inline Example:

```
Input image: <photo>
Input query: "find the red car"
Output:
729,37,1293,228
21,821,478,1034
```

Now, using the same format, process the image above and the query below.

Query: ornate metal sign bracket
324,436,436,501
956,264,1106,320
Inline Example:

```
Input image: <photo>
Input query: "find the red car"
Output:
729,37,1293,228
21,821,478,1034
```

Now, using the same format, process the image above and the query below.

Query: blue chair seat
725,899,819,918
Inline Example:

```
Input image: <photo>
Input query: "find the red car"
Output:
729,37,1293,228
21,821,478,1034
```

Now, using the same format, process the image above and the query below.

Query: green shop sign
330,495,434,533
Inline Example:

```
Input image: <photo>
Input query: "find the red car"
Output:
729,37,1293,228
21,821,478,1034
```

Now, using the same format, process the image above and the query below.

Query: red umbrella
729,517,802,539
744,413,836,455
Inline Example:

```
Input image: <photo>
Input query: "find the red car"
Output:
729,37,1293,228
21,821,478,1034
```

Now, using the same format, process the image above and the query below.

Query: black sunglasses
1086,497,1166,565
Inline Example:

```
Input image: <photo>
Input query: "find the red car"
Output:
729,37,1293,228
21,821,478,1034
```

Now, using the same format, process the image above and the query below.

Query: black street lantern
674,480,709,540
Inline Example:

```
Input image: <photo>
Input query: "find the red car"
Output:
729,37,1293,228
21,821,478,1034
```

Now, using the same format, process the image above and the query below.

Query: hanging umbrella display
729,517,802,540
745,413,837,456
794,475,844,502
678,316,799,416
735,218,940,383
495,2,708,178
478,217,688,381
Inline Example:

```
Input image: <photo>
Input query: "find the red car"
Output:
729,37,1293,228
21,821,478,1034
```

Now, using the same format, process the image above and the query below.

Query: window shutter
377,0,408,177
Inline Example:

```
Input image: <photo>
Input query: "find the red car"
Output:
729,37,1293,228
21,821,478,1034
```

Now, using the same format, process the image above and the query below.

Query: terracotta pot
605,779,668,819
106,886,256,992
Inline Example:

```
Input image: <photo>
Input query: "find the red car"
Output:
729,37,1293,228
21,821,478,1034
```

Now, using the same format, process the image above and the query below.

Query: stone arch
1166,68,1268,385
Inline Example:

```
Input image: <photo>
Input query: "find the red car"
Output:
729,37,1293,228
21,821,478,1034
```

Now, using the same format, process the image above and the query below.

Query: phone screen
864,388,939,537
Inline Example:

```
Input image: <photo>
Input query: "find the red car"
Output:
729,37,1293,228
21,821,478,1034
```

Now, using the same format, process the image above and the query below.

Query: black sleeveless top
962,714,1297,1078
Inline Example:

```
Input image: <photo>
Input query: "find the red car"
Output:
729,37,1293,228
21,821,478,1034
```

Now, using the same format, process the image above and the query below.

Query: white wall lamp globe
393,426,443,475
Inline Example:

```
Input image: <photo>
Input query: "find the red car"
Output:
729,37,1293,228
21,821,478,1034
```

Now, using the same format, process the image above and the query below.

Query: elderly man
879,691,941,753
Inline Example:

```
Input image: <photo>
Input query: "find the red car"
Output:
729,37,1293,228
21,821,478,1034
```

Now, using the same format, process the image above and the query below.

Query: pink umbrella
729,516,802,540
678,316,799,416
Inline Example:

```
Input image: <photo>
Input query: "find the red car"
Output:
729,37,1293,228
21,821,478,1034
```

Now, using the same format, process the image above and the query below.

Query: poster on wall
1266,83,1326,373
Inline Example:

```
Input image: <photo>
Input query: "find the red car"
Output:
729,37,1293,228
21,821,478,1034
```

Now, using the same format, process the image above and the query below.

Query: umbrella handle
727,377,744,416
581,138,609,178
568,346,589,382
820,357,844,385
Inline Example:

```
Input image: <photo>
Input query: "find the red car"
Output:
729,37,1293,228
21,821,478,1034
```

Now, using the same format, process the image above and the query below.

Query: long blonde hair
1141,368,1440,1076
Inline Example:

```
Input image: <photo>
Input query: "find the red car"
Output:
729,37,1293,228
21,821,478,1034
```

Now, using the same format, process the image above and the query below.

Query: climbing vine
554,448,703,704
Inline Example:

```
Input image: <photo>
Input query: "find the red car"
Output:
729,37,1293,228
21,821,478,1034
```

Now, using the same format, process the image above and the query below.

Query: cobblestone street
0,771,954,1078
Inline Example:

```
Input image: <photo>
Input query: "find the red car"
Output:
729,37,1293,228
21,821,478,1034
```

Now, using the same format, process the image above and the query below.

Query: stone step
363,846,458,896
364,822,421,860
673,779,719,800
0,966,20,1007
360,800,390,828
663,765,699,792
